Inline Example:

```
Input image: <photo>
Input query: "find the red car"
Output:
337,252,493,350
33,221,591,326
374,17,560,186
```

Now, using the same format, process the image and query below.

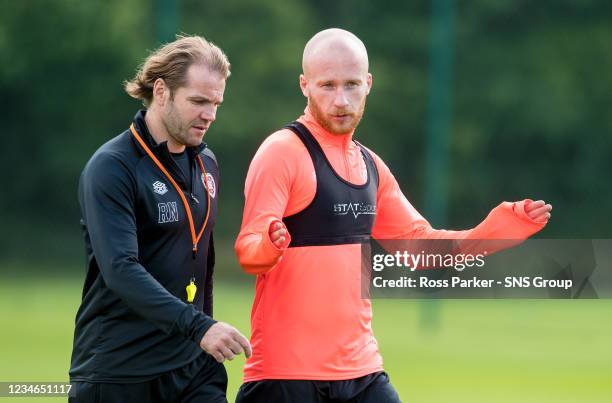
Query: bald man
234,29,552,402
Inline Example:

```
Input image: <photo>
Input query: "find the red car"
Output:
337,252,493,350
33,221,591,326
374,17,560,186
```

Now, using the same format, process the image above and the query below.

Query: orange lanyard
130,124,211,258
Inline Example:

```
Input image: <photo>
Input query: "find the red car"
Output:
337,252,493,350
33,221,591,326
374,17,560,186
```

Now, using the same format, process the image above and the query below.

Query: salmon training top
235,107,547,381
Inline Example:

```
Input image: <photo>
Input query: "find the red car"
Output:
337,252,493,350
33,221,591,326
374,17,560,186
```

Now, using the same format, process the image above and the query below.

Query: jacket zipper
342,142,351,182
189,157,199,205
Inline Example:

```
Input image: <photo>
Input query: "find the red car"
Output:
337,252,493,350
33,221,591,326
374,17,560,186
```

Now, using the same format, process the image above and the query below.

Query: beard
308,95,366,135
161,99,203,148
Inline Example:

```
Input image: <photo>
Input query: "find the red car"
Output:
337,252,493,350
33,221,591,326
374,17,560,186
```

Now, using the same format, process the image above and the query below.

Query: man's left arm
203,232,215,317
369,151,551,240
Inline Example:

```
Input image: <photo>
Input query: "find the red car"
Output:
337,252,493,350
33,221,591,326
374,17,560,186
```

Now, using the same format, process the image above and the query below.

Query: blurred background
0,0,611,402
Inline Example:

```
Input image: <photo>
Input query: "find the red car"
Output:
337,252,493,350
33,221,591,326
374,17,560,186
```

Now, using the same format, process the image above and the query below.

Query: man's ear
152,78,168,107
299,74,309,98
366,73,373,95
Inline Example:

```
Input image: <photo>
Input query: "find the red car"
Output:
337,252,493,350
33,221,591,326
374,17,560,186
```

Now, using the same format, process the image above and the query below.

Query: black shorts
235,371,401,403
69,353,227,403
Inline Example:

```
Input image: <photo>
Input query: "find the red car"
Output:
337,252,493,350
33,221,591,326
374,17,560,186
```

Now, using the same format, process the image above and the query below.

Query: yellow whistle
186,279,197,303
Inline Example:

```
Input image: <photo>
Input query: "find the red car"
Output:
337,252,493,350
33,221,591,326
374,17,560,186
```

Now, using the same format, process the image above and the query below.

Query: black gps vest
282,121,379,247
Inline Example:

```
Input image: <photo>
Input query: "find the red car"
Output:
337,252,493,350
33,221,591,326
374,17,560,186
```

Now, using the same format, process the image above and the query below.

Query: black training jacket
70,110,219,382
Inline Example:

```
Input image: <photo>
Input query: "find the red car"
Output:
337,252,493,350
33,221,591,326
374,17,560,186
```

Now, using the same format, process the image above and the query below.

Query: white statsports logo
152,181,168,195
202,173,216,198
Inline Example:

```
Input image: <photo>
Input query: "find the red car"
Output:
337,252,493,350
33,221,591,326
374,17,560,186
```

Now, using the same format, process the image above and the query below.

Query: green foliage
0,0,610,266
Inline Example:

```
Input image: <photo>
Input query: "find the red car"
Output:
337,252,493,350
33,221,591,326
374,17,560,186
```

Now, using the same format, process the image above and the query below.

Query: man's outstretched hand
200,322,252,363
525,200,552,223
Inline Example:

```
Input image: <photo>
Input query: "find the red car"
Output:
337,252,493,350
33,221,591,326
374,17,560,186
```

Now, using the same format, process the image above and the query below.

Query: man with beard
70,36,250,402
234,29,552,402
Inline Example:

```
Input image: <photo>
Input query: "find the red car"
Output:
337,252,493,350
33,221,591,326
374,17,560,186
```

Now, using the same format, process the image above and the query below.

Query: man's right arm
234,133,295,275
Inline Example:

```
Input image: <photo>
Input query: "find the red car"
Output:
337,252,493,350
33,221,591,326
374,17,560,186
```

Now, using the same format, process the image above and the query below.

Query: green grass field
1,275,611,402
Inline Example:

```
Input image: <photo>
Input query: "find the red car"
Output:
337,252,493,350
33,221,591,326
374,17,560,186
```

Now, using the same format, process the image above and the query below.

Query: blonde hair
125,35,230,107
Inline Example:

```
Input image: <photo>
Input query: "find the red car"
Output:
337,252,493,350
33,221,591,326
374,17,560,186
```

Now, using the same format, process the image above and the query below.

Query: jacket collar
132,109,206,159
131,109,204,189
